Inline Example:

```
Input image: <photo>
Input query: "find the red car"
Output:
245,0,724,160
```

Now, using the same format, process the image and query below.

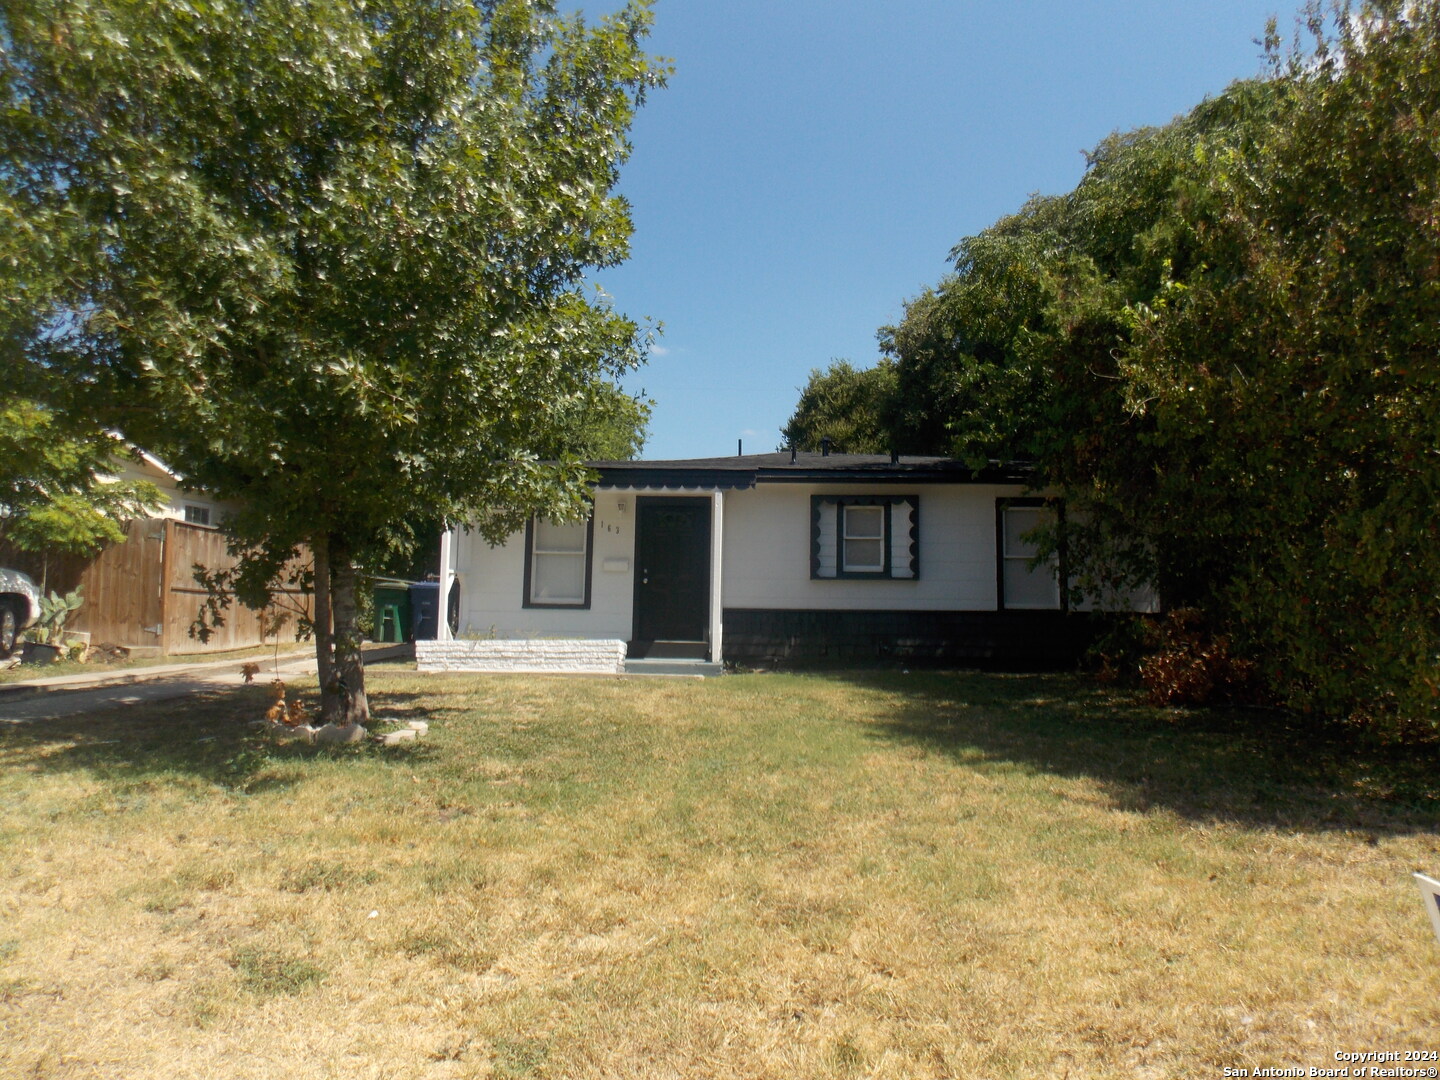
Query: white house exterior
108,450,234,527
433,452,1151,670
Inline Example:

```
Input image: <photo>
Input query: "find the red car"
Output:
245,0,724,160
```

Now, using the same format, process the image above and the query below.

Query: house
107,448,234,527
0,449,305,656
421,452,1155,674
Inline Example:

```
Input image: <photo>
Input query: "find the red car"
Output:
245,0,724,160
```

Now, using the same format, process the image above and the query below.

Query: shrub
1139,609,1260,707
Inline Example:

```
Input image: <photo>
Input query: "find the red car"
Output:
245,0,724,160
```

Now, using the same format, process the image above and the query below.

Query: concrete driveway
0,645,412,723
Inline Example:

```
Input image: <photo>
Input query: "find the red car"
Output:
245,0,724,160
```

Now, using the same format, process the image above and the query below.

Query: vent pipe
789,445,797,465
820,437,831,457
738,438,743,456
890,447,899,465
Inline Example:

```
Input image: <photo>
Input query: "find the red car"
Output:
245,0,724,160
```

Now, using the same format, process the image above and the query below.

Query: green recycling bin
372,582,413,643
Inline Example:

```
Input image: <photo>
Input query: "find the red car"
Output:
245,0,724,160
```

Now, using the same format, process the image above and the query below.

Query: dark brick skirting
722,608,1100,670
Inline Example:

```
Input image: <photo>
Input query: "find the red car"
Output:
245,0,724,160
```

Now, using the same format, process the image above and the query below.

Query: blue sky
584,1,1288,460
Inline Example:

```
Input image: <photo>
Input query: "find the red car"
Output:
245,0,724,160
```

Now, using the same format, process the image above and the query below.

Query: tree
779,359,896,454
857,0,1440,729
370,380,650,587
539,380,653,461
4,0,667,724
877,197,1076,463
0,400,163,571
1117,1,1440,724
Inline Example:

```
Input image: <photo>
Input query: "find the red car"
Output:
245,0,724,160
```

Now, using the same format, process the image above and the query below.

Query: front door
632,498,711,658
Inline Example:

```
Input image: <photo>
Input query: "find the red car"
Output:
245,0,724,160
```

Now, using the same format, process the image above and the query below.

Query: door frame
630,495,713,658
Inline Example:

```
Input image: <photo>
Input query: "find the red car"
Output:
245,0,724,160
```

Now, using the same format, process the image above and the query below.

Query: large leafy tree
3,0,666,723
540,381,652,461
876,81,1284,601
779,359,895,454
1119,1,1440,723
818,0,1440,729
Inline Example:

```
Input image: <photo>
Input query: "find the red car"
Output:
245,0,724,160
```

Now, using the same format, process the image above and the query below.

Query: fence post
159,518,175,655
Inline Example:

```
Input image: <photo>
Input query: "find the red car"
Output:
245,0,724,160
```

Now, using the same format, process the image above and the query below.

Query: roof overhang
590,454,1034,491
594,467,756,491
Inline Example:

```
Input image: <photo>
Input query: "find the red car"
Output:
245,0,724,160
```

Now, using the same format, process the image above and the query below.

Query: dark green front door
632,498,711,657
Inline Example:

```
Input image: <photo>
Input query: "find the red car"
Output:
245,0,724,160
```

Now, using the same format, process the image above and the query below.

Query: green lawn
0,669,1436,1078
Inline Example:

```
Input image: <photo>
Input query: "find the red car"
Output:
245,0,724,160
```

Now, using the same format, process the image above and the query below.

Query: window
811,495,918,580
523,516,593,608
997,499,1063,610
841,505,885,572
183,504,212,526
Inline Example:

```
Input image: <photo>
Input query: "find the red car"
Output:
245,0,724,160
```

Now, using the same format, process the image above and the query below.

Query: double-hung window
524,516,593,608
811,495,919,580
841,504,885,573
997,499,1063,610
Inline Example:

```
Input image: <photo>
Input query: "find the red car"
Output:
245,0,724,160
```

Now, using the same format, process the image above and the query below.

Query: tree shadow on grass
831,669,1440,836
0,684,459,793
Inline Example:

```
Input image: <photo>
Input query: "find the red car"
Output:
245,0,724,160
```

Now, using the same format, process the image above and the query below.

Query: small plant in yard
264,680,312,729
258,677,375,745
27,586,84,648
1139,607,1260,706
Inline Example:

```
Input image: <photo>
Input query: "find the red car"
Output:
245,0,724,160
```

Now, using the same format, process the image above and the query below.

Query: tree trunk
320,532,369,726
311,534,337,707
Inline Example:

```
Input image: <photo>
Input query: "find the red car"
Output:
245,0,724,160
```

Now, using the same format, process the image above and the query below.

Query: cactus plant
33,587,84,647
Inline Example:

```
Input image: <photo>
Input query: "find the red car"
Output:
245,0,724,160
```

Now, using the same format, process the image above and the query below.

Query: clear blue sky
582,1,1287,461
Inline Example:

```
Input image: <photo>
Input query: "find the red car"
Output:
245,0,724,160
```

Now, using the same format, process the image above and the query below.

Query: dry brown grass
0,669,1437,1078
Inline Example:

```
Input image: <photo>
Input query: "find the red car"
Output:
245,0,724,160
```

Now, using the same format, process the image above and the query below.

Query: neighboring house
107,448,235,526
433,452,1155,670
0,450,303,656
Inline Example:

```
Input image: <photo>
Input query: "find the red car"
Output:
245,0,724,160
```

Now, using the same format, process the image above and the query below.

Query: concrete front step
623,658,724,678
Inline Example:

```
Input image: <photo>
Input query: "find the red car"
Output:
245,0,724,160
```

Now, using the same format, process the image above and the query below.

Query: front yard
0,669,1436,1078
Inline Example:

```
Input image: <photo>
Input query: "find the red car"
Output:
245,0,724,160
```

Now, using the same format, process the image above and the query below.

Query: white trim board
1415,872,1440,946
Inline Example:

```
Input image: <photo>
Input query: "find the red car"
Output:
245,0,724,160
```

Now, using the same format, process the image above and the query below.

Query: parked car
0,568,41,658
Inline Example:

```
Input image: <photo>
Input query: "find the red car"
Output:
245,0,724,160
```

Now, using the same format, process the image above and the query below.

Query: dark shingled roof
588,452,1034,489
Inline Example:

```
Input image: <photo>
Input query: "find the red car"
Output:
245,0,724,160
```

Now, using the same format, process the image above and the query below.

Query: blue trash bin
409,582,440,641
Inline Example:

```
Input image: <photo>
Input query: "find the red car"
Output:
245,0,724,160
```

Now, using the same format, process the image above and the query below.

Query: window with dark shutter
810,495,918,580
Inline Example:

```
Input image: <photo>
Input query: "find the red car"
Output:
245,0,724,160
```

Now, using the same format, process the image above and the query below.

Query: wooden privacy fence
1,518,311,655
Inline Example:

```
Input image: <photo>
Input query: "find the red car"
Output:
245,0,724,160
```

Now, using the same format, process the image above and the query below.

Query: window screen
999,502,1062,609
526,517,591,607
842,505,885,572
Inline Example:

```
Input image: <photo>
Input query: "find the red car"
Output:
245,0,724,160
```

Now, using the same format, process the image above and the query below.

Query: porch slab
622,658,723,678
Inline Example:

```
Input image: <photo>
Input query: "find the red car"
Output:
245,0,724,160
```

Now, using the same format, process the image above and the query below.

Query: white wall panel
454,490,637,639
450,481,1153,631
720,483,1028,611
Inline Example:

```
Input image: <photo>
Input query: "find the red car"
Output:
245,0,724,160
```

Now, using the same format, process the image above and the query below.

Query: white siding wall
721,483,1024,611
109,457,234,524
453,490,638,639
450,482,1151,635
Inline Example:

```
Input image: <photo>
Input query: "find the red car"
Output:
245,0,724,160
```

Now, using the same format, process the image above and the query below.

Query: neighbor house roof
589,452,1034,491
